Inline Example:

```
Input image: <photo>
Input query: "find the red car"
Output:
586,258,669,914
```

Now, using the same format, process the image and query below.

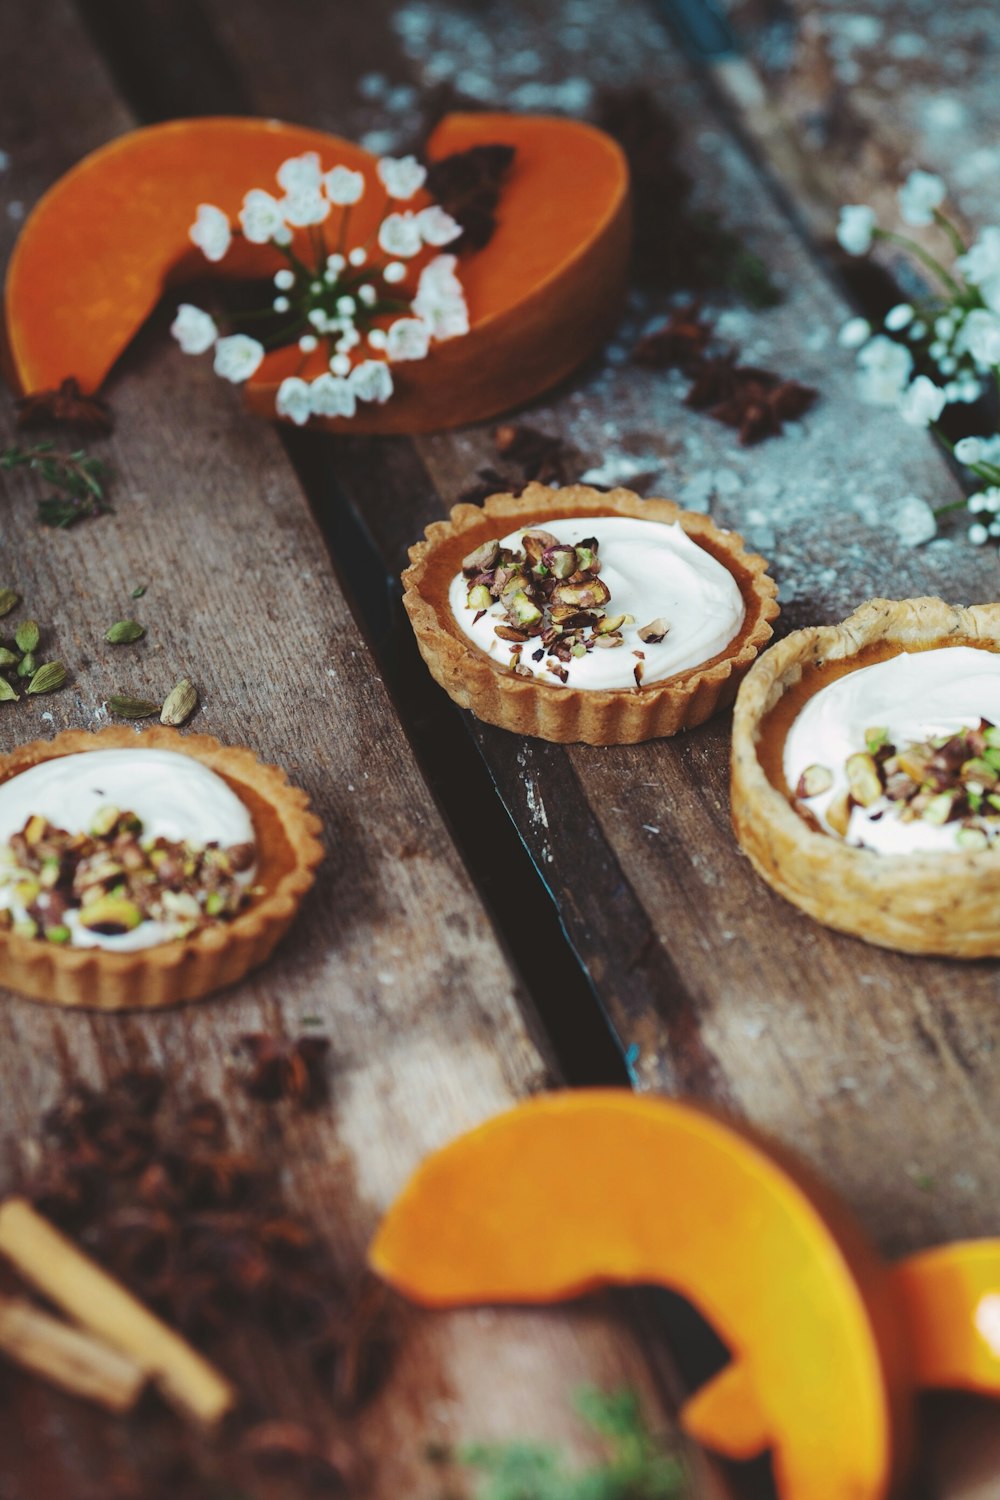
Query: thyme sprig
436,1388,688,1500
0,442,111,529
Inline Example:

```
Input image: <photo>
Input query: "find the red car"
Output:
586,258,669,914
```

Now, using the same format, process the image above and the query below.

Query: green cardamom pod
14,620,39,653
0,647,19,669
109,694,159,718
0,589,19,618
0,678,18,703
105,620,146,645
159,678,198,727
26,662,67,695
17,652,36,678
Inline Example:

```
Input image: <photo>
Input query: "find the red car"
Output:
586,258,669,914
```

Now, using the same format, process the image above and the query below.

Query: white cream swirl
784,646,1000,854
448,516,745,690
0,749,256,950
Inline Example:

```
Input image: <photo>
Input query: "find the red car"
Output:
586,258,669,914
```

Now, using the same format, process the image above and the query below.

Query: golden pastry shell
731,596,1000,957
0,726,324,1010
402,483,779,744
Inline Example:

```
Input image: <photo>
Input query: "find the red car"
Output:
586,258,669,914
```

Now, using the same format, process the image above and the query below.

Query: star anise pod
239,1033,331,1109
15,377,113,433
493,423,575,485
632,306,712,370
458,466,522,505
424,143,516,251
685,353,816,444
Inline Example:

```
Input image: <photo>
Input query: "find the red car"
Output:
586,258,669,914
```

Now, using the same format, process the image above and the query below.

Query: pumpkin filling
447,515,746,690
777,645,1000,854
0,749,257,950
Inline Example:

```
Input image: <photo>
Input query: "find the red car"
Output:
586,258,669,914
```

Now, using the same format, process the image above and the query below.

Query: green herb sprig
0,442,111,529
436,1389,688,1500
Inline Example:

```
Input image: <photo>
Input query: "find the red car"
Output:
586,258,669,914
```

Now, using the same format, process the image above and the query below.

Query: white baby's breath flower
898,374,946,427
273,225,293,247
838,317,871,349
856,334,913,406
413,254,469,340
957,308,1000,366
969,522,990,545
383,260,407,284
358,284,377,307
884,303,914,332
956,437,984,464
273,295,290,313
377,154,427,200
298,334,318,353
277,152,322,194
239,188,286,244
336,295,356,317
307,309,328,330
274,268,295,290
898,169,946,227
908,321,927,340
323,165,365,205
368,328,389,350
958,227,1000,312
387,317,432,362
837,204,876,256
326,253,346,276
170,304,218,356
213,334,265,383
416,205,463,246
280,187,330,227
349,247,367,267
335,327,361,353
350,359,394,403
275,376,312,426
330,354,352,377
189,203,231,262
378,211,423,258
309,373,357,418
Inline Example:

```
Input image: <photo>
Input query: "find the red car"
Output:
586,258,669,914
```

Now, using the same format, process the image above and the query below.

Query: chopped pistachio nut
796,763,834,799
637,617,669,645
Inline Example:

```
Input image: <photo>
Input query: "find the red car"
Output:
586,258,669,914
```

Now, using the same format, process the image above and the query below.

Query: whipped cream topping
0,749,256,950
448,516,746,690
784,647,1000,854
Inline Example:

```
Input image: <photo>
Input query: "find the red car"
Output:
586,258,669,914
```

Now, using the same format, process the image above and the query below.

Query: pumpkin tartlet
0,726,323,1009
732,597,1000,957
402,483,779,744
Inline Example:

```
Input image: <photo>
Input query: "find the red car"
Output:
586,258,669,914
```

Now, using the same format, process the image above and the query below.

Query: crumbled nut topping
0,807,257,944
795,720,1000,847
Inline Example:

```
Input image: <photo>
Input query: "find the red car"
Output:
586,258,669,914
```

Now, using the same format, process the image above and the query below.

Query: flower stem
933,210,967,259
874,228,962,297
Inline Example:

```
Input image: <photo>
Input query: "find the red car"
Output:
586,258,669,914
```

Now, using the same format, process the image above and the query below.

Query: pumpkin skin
3,113,630,433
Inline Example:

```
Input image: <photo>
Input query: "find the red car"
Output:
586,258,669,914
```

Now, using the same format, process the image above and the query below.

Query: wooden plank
0,5,690,1496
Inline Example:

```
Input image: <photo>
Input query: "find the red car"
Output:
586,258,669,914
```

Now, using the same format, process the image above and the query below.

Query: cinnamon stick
0,1198,235,1425
0,1293,145,1412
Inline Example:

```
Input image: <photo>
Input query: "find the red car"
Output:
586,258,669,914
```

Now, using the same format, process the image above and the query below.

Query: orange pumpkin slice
3,114,630,433
369,1090,913,1500
893,1241,1000,1394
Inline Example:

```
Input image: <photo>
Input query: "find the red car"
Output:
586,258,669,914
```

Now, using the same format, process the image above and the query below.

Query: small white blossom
274,268,295,290
276,376,312,426
377,154,427,200
908,321,927,340
898,374,946,427
378,211,423,258
928,341,947,360
383,260,407,284
358,284,377,307
277,152,322,195
350,359,394,403
309,373,356,417
307,309,328,330
413,255,469,340
958,227,1000,312
336,295,356,317
856,334,913,406
326,253,346,275
299,334,318,353
273,295,290,313
273,225,292,247
986,488,1000,513
387,317,432,362
957,308,1000,366
898,169,946,227
970,492,989,513
368,328,389,350
837,204,876,256
889,494,937,546
239,188,286,245
213,334,265,383
957,375,984,402
170,303,218,355
935,314,955,339
189,203,231,262
838,317,871,349
969,522,990,545
939,355,958,375
416,205,463,246
335,327,361,353
330,354,352,377
349,247,367,267
884,303,914,332
323,165,365,205
956,437,985,464
280,187,330,228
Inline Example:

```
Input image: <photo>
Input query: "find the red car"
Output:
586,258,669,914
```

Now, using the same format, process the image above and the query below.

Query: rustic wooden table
1,0,999,1495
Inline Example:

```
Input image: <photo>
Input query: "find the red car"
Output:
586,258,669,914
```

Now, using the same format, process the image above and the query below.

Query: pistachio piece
89,805,122,839
574,541,599,572
105,620,146,645
593,633,624,648
26,662,67,695
522,528,559,549
637,617,669,645
551,579,611,610
795,764,834,799
865,726,889,755
957,825,990,850
77,895,143,935
826,791,852,837
846,752,882,808
595,613,628,635
108,695,159,719
542,544,578,579
494,625,527,644
984,726,1000,749
962,757,998,787
461,538,500,575
922,791,957,825
509,591,543,628
0,589,19,618
14,620,39,654
160,679,199,727
45,925,71,945
466,583,492,611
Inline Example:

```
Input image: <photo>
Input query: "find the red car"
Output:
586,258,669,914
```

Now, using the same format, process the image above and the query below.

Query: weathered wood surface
0,4,694,1497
